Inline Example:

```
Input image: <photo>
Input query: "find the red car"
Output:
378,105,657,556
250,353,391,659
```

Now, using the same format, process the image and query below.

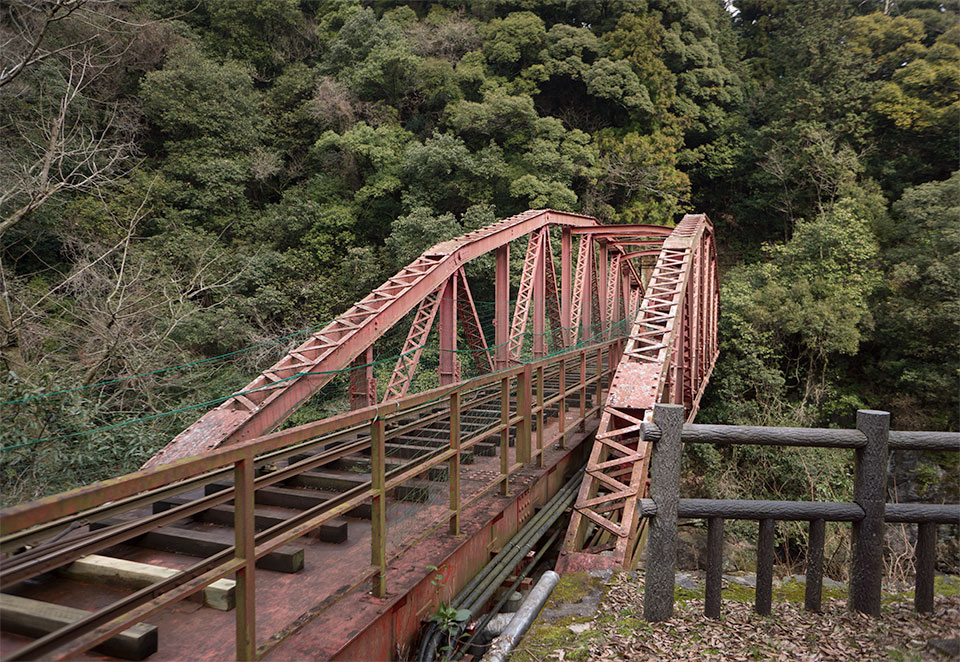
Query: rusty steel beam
494,244,510,370
598,241,609,336
509,229,545,362
605,254,621,337
438,275,459,386
570,234,592,344
559,214,718,572
144,210,604,468
542,232,564,352
382,286,443,402
570,225,673,237
348,348,376,410
560,228,572,346
532,232,547,359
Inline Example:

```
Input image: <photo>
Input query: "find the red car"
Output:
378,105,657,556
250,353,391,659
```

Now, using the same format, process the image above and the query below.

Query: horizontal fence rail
640,405,960,622
638,422,960,452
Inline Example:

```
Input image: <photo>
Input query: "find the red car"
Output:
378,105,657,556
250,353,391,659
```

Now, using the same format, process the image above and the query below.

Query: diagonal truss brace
542,234,564,352
569,234,592,345
382,285,445,401
455,268,494,375
605,254,622,337
508,229,546,362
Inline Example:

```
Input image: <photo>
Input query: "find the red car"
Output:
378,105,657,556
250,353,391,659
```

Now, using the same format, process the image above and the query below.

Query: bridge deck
1,350,612,660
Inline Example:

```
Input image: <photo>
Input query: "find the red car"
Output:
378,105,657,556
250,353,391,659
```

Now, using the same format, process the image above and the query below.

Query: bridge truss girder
144,211,670,469
559,214,719,572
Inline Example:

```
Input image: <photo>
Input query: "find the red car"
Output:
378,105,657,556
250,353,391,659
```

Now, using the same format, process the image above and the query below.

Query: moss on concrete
511,617,602,662
544,571,603,606
515,571,960,662
512,573,609,662
935,574,959,597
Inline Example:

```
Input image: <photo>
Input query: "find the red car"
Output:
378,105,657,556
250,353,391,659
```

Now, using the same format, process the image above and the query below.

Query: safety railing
640,404,960,622
0,337,623,661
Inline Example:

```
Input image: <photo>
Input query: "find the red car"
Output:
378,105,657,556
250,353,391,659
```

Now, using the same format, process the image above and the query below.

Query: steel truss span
143,209,716,570
144,210,669,468
0,211,718,661
559,213,719,572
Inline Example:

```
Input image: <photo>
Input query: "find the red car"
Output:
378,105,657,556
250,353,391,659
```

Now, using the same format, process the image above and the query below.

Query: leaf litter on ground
561,574,959,661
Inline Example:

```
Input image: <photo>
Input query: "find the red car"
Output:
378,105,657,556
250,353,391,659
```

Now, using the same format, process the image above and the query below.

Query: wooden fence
641,404,960,620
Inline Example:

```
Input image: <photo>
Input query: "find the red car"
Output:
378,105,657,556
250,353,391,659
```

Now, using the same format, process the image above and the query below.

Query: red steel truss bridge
0,210,718,661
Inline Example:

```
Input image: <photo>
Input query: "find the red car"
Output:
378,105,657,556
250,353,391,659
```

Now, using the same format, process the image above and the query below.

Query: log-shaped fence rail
641,404,960,622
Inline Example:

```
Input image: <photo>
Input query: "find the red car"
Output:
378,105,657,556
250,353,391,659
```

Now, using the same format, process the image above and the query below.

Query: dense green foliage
1,0,957,502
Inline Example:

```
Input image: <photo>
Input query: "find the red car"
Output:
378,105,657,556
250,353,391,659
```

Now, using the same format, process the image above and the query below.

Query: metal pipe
482,571,560,662
460,477,580,614
453,472,580,610
418,471,581,662
457,529,561,658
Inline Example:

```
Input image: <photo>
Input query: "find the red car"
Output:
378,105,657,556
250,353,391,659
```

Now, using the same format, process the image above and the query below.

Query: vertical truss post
456,269,494,374
349,347,376,410
499,376,510,496
371,417,387,598
533,232,546,359
234,452,256,661
449,390,461,536
621,269,632,321
438,276,458,386
543,237,565,352
495,245,510,370
517,364,532,464
598,241,608,337
561,227,572,347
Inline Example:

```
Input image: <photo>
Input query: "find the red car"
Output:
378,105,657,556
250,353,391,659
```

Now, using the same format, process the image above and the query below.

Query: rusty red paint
560,214,719,571
0,208,718,660
145,210,606,467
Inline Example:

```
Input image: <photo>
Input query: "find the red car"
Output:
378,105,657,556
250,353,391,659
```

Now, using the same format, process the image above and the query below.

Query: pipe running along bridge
0,209,718,661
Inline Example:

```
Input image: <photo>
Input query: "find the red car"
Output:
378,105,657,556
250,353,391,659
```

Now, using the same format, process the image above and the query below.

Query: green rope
0,323,330,406
0,318,633,454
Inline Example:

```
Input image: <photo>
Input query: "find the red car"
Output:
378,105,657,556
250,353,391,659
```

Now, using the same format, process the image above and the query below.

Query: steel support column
532,233,546,359
598,241,608,336
495,245,510,370
561,227,572,347
438,276,458,386
349,347,376,410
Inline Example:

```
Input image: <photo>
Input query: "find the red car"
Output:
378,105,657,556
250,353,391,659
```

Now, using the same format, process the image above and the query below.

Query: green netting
0,288,635,503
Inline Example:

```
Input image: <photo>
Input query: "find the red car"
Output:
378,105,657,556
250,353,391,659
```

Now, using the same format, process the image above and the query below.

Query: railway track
0,351,609,661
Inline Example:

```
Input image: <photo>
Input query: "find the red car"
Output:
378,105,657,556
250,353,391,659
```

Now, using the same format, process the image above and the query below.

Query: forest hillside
1,0,957,503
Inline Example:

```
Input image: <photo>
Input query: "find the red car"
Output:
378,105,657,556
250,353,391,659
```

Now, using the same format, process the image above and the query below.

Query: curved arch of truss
144,211,673,468
559,214,719,571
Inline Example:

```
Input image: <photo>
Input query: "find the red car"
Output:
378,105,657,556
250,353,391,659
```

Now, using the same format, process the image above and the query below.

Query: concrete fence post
644,403,685,622
850,409,889,616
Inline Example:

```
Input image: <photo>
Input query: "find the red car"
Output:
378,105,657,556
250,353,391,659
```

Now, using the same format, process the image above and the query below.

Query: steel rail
0,378,526,580
3,344,617,661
